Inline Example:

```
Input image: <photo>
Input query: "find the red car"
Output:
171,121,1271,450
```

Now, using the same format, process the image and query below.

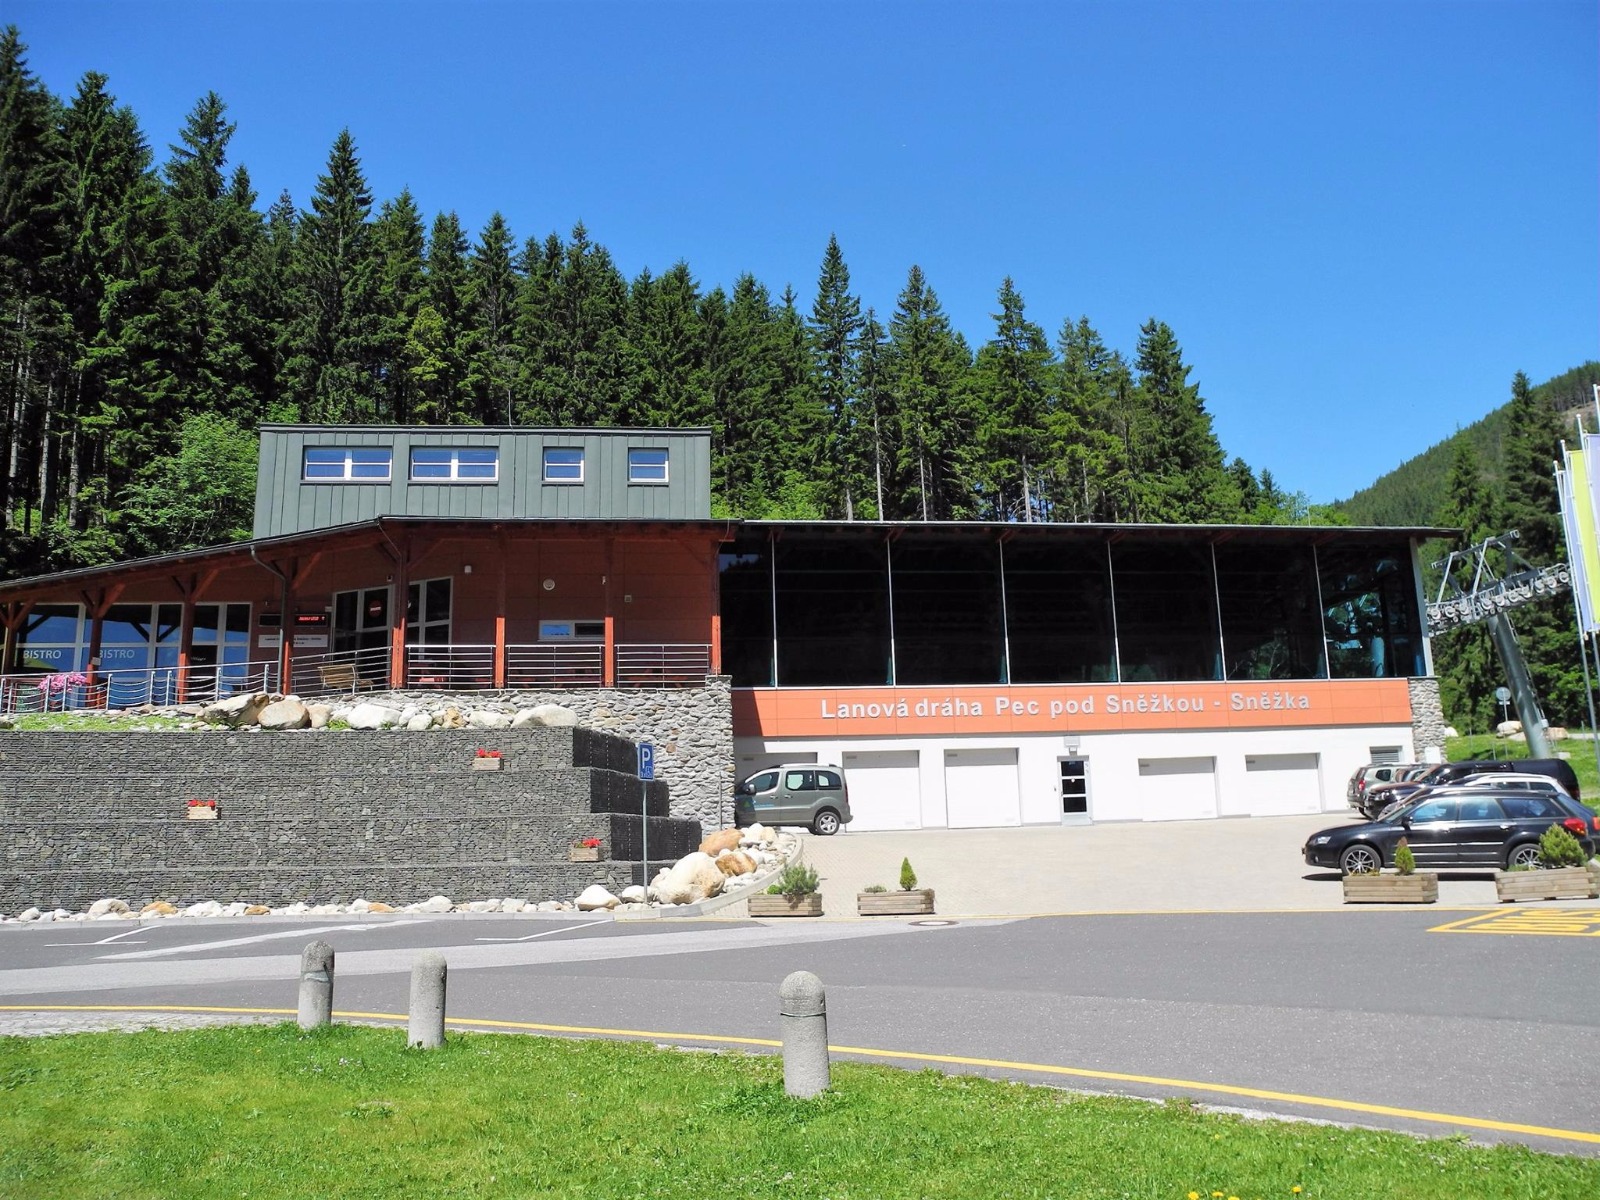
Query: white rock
257,698,310,730
468,709,513,730
183,901,224,918
620,885,648,903
282,902,311,916
1442,725,1460,739
348,898,372,913
309,904,342,916
200,692,271,728
510,708,540,728
87,898,130,917
465,900,499,913
222,902,250,917
346,703,403,730
406,713,433,731
416,895,454,914
655,852,725,905
530,703,578,727
1496,719,1523,737
307,704,333,729
501,898,527,913
536,900,564,912
576,885,620,911
16,907,39,922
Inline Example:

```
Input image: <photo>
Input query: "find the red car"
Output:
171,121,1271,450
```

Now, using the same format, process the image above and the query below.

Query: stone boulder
740,823,774,847
306,704,333,729
414,895,454,914
1548,726,1569,741
438,706,467,729
1497,719,1523,737
716,850,757,877
257,698,310,730
530,703,578,727
576,885,621,911
406,713,433,731
346,702,403,730
620,885,648,903
468,709,513,730
244,904,272,916
87,898,130,917
366,902,395,913
200,692,270,728
140,901,177,916
654,852,725,905
699,829,743,857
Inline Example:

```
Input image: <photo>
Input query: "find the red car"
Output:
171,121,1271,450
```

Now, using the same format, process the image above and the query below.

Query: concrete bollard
297,939,335,1030
408,951,448,1049
779,970,830,1098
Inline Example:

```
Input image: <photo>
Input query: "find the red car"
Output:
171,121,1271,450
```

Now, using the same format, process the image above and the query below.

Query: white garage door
945,748,1021,828
841,750,922,831
1138,757,1218,821
1237,753,1322,816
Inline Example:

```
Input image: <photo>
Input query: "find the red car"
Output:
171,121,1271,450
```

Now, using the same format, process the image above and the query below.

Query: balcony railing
2,642,715,711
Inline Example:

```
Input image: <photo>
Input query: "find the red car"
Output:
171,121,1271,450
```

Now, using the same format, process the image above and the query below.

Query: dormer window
410,447,498,481
543,447,584,483
304,446,392,481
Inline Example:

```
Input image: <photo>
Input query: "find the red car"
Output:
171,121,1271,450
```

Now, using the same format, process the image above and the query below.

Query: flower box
1341,872,1437,904
568,839,603,862
471,757,503,772
1493,866,1599,903
748,893,823,917
857,888,936,916
185,799,219,822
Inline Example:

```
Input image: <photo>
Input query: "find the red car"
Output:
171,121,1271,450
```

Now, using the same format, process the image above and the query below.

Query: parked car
1371,772,1578,820
1346,762,1423,814
734,764,852,835
1304,786,1599,875
1357,758,1582,818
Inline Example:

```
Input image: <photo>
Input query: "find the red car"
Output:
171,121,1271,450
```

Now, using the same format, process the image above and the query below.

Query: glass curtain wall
1317,542,1425,678
1003,538,1118,682
1214,543,1327,679
774,533,893,686
891,534,1005,684
719,534,775,686
1110,538,1222,682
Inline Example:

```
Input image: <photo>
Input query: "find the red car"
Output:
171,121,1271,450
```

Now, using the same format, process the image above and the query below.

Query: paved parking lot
752,811,1592,917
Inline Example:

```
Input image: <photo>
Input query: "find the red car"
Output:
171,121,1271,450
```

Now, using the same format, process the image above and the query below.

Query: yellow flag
1568,446,1600,623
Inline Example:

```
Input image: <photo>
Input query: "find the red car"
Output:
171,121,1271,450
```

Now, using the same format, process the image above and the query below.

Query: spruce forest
1,28,1330,580
2,29,1593,731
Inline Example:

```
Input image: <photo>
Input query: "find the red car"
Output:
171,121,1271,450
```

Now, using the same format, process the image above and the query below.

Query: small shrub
1393,838,1416,875
863,884,887,893
1537,824,1586,868
899,857,918,891
772,863,820,899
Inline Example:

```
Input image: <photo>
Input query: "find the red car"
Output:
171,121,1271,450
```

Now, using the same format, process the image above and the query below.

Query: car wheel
1339,843,1382,875
1506,842,1542,869
811,809,841,836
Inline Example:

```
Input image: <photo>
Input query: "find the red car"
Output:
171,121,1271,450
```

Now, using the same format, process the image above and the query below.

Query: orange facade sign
733,679,1413,738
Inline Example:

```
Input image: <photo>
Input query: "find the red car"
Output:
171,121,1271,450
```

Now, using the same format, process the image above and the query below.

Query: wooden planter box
471,757,503,771
567,843,602,862
857,889,936,916
1494,866,1599,902
748,893,823,917
185,805,218,821
1341,872,1437,903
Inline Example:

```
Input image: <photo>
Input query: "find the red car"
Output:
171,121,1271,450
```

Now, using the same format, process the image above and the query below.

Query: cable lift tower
1428,530,1571,758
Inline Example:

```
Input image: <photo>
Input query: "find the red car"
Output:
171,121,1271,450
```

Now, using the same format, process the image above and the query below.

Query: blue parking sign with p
638,742,655,781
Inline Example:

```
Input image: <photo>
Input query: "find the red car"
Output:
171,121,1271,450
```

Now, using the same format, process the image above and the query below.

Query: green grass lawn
1,1024,1593,1199
1444,733,1600,801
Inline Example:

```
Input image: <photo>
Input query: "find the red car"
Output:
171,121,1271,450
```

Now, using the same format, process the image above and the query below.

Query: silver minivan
734,764,852,835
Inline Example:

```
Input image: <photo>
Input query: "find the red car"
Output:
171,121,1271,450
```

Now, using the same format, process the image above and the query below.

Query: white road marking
97,921,429,961
475,923,595,943
45,924,154,947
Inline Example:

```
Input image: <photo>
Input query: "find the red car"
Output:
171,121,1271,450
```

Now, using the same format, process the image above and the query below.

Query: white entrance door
841,750,922,831
1137,757,1218,821
1236,753,1322,816
944,748,1021,828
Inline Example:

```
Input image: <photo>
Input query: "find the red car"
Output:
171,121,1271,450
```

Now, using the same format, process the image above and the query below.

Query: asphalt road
2,909,1597,1156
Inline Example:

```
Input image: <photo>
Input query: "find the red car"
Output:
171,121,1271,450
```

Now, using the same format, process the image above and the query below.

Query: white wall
733,723,1415,828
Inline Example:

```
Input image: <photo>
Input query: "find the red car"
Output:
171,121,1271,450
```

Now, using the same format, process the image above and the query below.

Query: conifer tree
410,211,471,423
465,211,519,424
885,266,976,520
975,277,1053,521
1131,318,1237,522
1435,439,1501,732
628,260,707,430
370,188,426,423
856,308,893,520
808,235,863,518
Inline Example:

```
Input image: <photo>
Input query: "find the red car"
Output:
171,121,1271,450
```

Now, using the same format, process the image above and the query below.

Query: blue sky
12,0,1597,504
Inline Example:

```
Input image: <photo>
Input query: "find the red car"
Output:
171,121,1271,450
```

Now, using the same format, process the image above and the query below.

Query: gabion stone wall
1408,676,1448,758
0,726,702,912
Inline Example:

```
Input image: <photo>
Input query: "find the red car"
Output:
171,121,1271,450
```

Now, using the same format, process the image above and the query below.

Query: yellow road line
4,1003,1596,1144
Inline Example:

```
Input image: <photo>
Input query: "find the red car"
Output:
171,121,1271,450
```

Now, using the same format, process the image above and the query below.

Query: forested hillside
0,27,1331,581
1336,362,1600,527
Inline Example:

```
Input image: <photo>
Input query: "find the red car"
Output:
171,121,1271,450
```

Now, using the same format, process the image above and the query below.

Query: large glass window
303,446,391,481
1318,542,1425,678
406,577,453,645
627,448,669,483
719,534,775,686
12,604,83,672
542,447,584,483
891,534,1004,684
1215,543,1327,680
1003,538,1118,683
409,447,497,481
1111,539,1222,681
334,587,391,655
774,533,893,687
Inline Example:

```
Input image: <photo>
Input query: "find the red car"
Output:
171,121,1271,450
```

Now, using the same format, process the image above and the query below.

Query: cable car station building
0,426,1447,830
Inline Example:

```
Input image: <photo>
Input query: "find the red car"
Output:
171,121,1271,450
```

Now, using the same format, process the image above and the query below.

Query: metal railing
405,643,495,691
506,643,604,688
0,660,281,715
289,646,394,698
615,642,713,687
